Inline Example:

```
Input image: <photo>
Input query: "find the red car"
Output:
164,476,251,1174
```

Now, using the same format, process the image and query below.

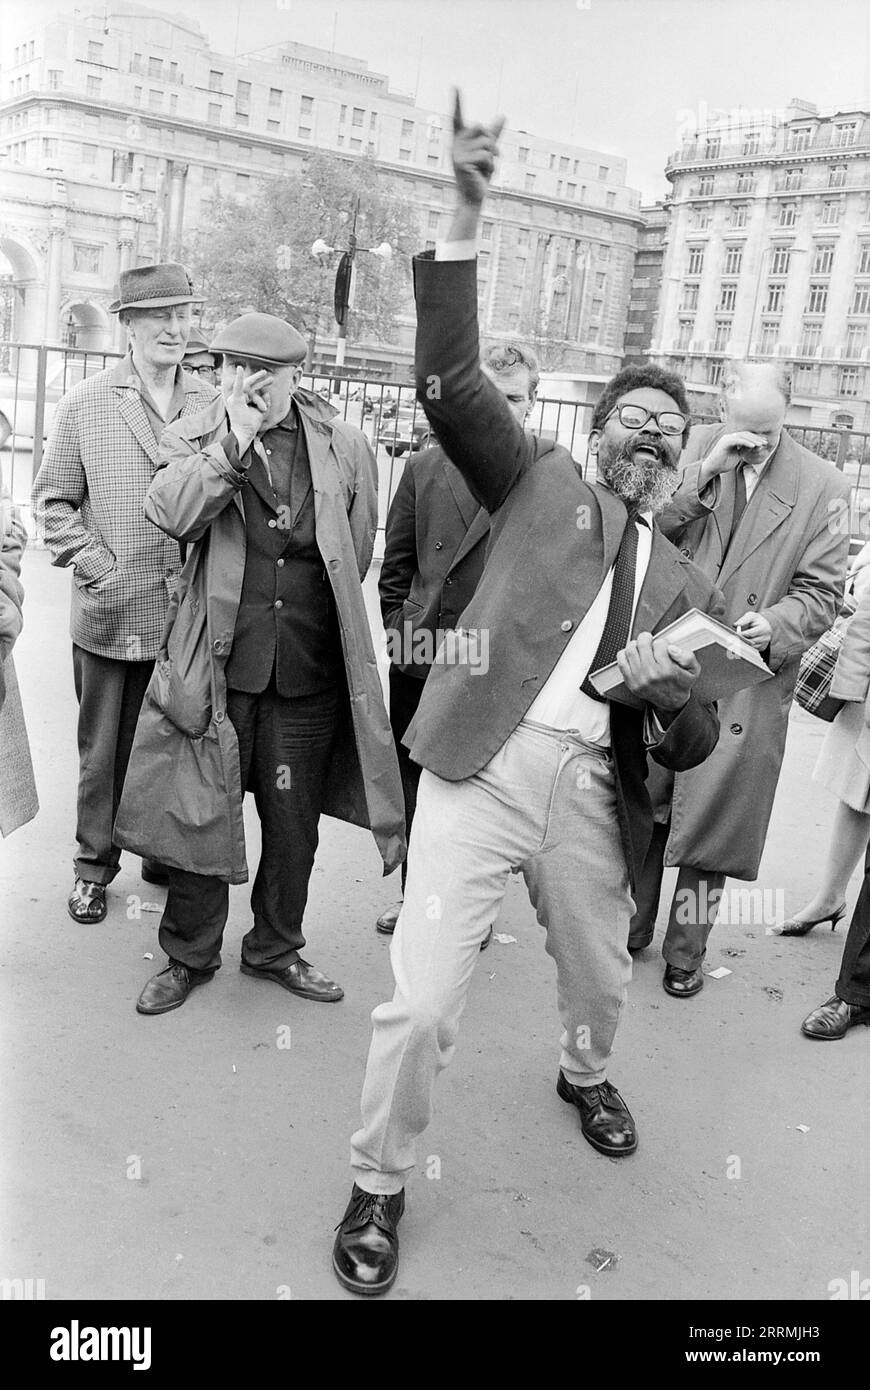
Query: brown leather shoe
663,963,704,997
136,960,215,1015
557,1072,638,1156
332,1184,405,1295
68,878,107,924
801,995,870,1040
240,957,344,1002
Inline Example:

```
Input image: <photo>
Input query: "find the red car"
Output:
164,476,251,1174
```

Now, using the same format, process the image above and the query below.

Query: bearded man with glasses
331,93,727,1297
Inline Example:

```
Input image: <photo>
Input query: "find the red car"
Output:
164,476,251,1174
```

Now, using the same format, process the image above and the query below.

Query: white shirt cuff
643,707,668,748
435,239,478,261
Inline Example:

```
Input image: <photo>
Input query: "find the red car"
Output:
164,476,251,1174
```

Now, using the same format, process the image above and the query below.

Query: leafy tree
186,151,420,351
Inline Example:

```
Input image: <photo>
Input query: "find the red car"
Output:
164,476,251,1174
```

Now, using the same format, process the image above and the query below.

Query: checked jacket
32,356,217,662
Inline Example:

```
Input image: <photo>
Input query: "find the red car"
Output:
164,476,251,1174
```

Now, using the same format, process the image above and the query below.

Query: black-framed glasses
606,403,688,436
187,364,217,378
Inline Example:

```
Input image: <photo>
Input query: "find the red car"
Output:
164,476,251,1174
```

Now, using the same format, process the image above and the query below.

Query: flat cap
210,312,307,367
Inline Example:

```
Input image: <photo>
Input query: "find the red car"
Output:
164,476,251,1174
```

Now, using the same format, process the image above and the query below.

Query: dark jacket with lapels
407,251,724,890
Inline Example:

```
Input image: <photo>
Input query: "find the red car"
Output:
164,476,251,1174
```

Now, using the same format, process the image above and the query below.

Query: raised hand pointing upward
451,89,506,208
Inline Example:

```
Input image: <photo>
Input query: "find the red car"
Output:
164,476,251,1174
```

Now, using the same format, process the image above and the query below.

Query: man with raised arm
331,95,724,1297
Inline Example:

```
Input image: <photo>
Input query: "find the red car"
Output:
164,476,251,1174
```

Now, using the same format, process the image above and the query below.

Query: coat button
730,722,742,735
748,593,757,604
445,577,452,586
561,619,572,632
212,639,222,652
215,710,225,723
267,519,277,529
434,541,443,550
275,599,284,609
277,558,285,567
681,547,692,558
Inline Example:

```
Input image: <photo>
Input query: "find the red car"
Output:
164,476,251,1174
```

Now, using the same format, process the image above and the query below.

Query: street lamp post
311,199,393,372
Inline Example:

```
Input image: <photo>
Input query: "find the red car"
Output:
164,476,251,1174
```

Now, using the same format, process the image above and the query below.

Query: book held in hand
588,608,773,707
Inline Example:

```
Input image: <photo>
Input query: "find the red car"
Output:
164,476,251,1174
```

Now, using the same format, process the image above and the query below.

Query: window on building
80,142,97,164
267,118,279,132
719,282,737,311
297,126,311,139
729,204,748,228
169,94,177,113
598,245,610,261
517,228,530,247
766,282,785,313
350,137,362,151
86,75,101,97
598,165,609,179
698,174,715,195
677,320,693,350
845,323,867,357
606,191,616,208
148,90,162,109
859,244,870,275
758,321,778,354
742,131,760,156
693,207,713,229
828,165,847,188
398,148,411,162
706,359,723,385
300,95,313,117
131,52,143,74
525,174,536,192
681,284,699,311
87,41,103,63
723,244,743,274
427,153,439,166
269,87,282,108
148,57,162,79
133,86,142,104
556,180,562,197
788,126,813,151
770,245,791,275
427,211,439,233
783,167,802,190
352,107,364,127
559,155,569,173
73,242,101,273
595,271,606,289
27,40,34,59
42,137,58,159
48,69,61,88
799,321,822,354
209,70,223,92
370,111,377,129
481,221,492,240
236,172,250,192
792,363,818,391
807,282,828,314
518,146,529,163
779,204,797,226
820,200,841,226
548,154,556,170
169,62,178,83
202,166,218,188
208,103,221,125
705,135,721,159
852,284,870,315
687,246,705,274
141,155,158,189
401,118,414,140
813,242,835,274
839,367,863,396
833,122,858,148
587,325,600,344
713,320,731,351
567,182,576,198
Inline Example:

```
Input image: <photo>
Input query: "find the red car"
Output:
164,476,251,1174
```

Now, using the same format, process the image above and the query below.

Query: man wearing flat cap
115,312,405,1014
32,262,218,924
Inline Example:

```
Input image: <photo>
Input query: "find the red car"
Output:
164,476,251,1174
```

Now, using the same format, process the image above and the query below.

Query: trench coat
0,488,38,835
113,391,405,882
654,424,851,878
829,582,870,776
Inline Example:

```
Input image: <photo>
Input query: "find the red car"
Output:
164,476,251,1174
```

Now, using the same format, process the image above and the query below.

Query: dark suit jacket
379,444,490,679
407,253,723,890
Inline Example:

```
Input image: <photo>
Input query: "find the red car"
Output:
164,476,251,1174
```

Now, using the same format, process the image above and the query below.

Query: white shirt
525,516,653,742
434,237,665,746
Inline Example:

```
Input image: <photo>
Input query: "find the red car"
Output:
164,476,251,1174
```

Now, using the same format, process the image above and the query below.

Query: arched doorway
60,299,111,352
0,234,44,348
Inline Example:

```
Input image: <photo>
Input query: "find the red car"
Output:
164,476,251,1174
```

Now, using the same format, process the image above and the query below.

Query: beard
596,434,680,514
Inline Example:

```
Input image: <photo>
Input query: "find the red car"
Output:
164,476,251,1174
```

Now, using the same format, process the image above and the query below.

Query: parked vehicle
376,401,434,457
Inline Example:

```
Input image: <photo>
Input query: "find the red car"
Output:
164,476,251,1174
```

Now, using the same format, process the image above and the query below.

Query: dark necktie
723,464,748,559
581,511,648,702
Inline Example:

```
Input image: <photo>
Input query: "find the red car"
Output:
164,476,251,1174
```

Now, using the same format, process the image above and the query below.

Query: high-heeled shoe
777,903,846,937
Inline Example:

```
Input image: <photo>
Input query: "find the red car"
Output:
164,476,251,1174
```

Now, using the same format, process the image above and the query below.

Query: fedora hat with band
109,262,204,313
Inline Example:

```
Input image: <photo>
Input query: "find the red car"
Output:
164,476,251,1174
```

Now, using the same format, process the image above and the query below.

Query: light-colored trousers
350,719,636,1194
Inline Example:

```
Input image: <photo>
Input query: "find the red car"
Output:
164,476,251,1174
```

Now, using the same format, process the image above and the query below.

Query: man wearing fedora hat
32,261,218,924
114,311,405,1014
182,335,218,385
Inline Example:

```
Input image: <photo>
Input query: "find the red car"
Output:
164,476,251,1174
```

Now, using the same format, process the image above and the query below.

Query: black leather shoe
332,1184,405,1295
663,963,704,997
240,957,344,1002
141,860,170,886
136,960,215,1015
68,878,107,923
376,902,402,934
801,995,870,1040
556,1072,638,1156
